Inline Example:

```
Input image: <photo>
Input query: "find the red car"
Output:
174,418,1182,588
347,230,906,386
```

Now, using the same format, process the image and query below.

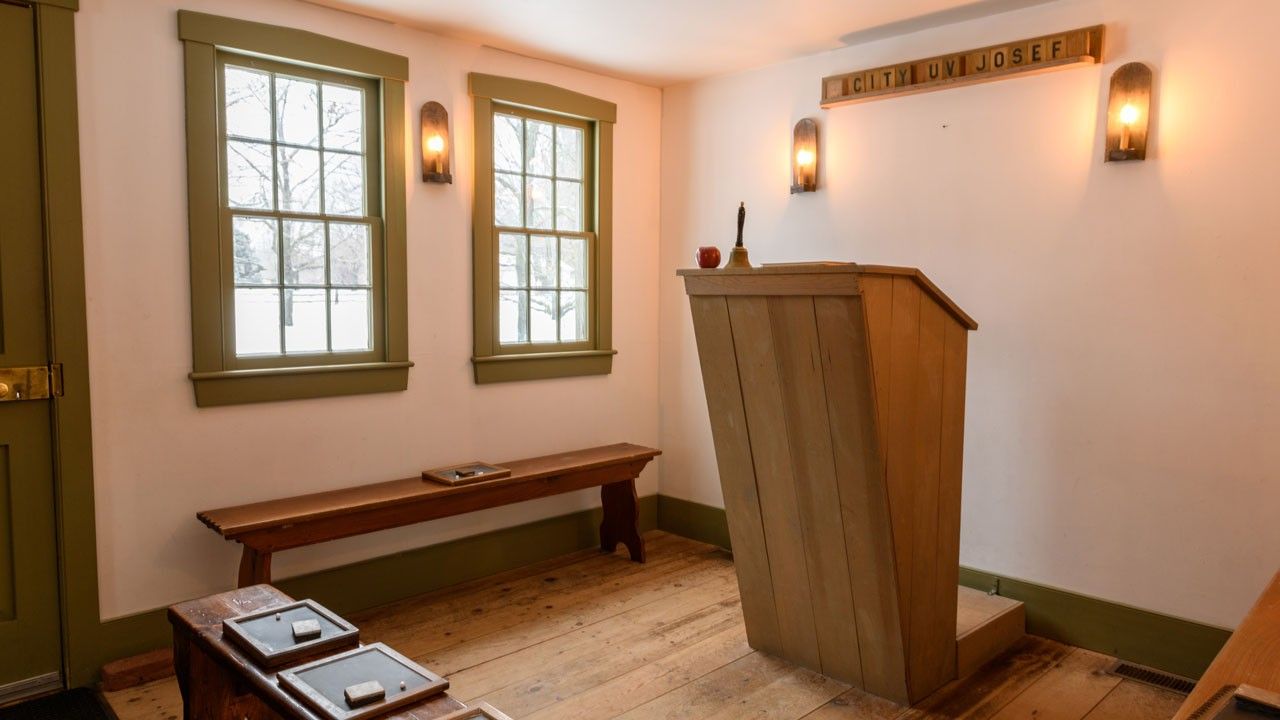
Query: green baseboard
656,494,731,549
957,568,1230,680
80,495,657,685
653,494,1230,681
79,493,1231,688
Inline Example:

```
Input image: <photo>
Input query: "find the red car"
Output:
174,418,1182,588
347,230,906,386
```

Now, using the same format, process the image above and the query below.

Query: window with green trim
179,11,410,406
470,74,616,384
221,55,383,361
493,107,593,348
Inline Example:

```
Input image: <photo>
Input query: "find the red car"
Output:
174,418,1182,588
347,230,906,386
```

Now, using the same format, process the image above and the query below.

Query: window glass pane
226,140,274,210
284,288,327,353
560,290,588,342
235,288,281,355
499,233,528,288
526,120,553,176
278,147,322,213
530,290,557,342
499,290,528,343
322,83,363,151
555,125,583,180
530,235,557,288
560,236,588,289
495,172,522,227
232,216,279,285
555,180,582,231
331,289,371,351
329,223,371,286
283,220,326,285
525,177,553,230
275,76,320,147
323,152,364,216
494,114,523,173
224,66,271,141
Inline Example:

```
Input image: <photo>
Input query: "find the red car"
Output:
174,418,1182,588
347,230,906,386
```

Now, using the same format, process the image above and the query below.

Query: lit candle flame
795,148,815,167
1119,104,1140,126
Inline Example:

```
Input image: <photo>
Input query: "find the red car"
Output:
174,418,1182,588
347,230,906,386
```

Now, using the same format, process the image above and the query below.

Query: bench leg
237,547,272,588
600,478,645,563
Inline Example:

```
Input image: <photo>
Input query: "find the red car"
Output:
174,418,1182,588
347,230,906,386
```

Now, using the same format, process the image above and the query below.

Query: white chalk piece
291,618,322,641
344,680,385,707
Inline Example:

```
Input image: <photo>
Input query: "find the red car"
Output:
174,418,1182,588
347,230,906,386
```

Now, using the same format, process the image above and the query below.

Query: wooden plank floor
105,532,1186,720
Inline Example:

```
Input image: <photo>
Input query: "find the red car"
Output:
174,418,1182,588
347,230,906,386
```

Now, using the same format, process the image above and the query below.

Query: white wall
76,0,661,619
659,0,1280,629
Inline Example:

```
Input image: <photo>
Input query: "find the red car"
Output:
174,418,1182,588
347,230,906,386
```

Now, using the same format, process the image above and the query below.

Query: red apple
696,246,722,269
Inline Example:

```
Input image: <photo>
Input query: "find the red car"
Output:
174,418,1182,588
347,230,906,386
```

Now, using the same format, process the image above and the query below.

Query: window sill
190,361,413,407
472,349,615,384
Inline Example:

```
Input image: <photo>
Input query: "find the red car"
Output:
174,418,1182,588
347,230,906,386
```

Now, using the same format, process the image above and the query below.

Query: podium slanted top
678,262,976,330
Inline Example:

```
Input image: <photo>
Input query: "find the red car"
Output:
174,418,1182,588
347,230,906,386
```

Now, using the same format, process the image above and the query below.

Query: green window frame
179,11,410,406
470,73,617,384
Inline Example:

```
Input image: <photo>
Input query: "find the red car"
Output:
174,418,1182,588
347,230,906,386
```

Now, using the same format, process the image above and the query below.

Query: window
493,108,592,347
470,74,617,383
179,11,410,406
221,57,381,360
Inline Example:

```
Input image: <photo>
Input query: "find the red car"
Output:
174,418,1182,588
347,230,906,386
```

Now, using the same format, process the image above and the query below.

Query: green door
0,1,65,696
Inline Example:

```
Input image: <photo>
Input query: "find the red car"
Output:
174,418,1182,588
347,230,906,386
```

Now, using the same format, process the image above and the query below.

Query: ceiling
304,0,1062,87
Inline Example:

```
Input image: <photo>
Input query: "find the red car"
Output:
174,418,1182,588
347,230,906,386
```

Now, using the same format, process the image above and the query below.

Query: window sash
215,50,385,369
488,103,596,354
494,230,595,352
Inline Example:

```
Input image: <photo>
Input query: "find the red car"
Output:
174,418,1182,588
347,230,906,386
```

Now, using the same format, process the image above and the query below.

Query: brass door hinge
0,364,64,402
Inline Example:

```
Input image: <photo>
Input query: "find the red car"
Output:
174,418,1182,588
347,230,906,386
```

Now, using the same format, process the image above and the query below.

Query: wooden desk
1174,570,1280,719
169,584,465,720
198,444,661,587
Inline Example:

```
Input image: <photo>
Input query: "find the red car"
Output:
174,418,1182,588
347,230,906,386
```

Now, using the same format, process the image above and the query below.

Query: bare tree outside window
492,108,592,346
224,61,374,356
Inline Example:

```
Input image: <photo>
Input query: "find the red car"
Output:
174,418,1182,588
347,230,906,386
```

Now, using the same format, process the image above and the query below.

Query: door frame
23,0,105,690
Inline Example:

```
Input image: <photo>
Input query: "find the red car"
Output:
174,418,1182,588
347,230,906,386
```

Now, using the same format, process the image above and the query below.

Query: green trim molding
469,74,616,384
177,11,408,80
180,10,412,406
30,0,105,689
653,495,1231,681
82,496,658,682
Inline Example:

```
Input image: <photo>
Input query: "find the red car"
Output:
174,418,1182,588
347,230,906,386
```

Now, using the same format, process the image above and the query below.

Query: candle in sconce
1118,103,1139,151
427,134,445,174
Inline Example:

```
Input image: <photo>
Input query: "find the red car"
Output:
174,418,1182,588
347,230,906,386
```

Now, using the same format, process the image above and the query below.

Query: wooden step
956,585,1026,678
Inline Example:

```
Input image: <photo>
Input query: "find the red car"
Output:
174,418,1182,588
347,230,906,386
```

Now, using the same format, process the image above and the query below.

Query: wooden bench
198,443,661,588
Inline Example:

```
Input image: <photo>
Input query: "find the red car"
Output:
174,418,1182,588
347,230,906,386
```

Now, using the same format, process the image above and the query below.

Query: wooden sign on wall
821,25,1105,108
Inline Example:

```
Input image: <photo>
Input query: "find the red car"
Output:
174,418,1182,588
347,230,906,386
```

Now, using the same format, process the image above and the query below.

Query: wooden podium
680,263,1009,705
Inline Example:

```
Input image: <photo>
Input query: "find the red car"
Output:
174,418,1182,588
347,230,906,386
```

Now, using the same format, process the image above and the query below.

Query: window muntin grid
491,105,593,348
218,55,381,360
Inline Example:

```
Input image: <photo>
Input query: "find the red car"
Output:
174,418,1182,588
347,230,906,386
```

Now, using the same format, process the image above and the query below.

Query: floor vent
1106,659,1197,695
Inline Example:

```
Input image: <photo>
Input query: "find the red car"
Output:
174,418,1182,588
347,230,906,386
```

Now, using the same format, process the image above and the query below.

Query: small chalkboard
422,463,511,486
222,599,359,669
278,643,449,720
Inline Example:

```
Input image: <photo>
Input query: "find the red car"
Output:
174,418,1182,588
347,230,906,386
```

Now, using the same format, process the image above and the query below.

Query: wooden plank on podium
935,320,969,676
727,296,824,671
907,296,948,700
860,276,894,454
815,295,910,704
885,277,923,647
688,296,784,657
770,295,865,685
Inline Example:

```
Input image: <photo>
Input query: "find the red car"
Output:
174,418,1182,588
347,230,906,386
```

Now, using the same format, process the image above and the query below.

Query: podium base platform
956,586,1026,679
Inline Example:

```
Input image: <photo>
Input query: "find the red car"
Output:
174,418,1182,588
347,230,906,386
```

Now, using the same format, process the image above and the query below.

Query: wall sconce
791,118,818,194
421,101,452,183
1105,62,1152,162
